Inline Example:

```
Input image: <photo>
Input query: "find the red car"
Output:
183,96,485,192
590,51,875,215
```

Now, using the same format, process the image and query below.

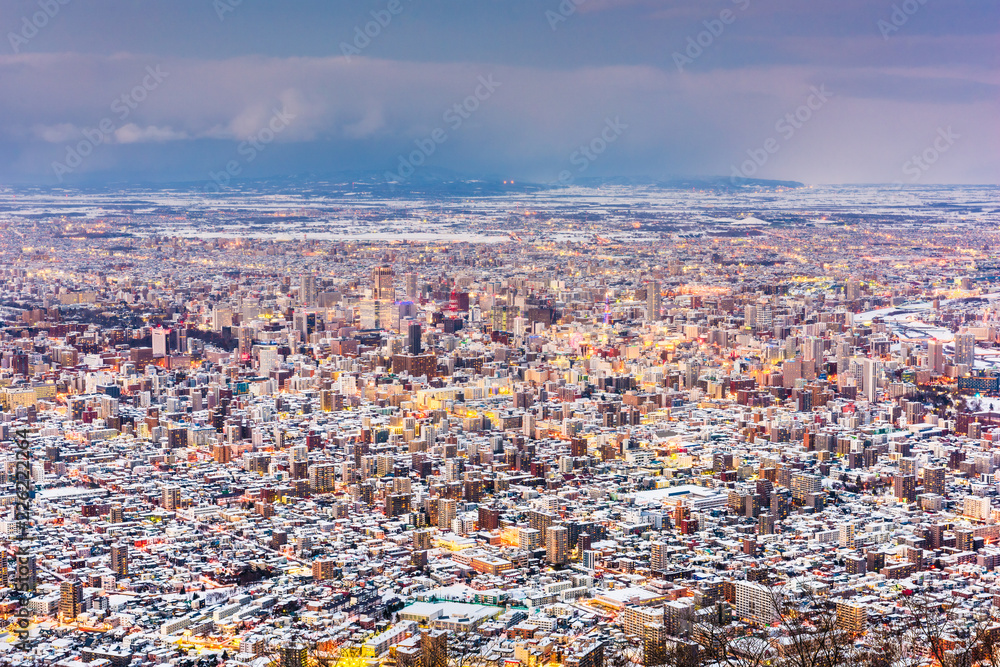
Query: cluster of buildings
2,191,1000,667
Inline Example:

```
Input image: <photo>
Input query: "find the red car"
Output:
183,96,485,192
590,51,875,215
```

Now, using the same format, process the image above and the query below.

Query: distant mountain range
5,170,805,197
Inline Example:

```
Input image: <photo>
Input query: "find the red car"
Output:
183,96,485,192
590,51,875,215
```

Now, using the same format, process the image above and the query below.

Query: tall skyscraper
152,328,168,358
111,544,129,578
238,325,254,361
372,266,395,301
300,273,317,306
405,271,419,299
955,332,976,369
928,339,944,374
59,579,83,622
646,280,661,321
438,498,456,530
546,525,568,565
862,358,881,402
408,322,422,355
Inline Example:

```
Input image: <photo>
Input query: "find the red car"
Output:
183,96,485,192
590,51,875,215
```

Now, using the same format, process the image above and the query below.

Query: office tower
238,325,254,361
438,498,456,530
151,328,168,358
408,321,422,355
546,525,568,565
372,266,395,301
360,299,389,330
803,337,824,372
162,486,181,511
110,544,128,578
257,346,280,376
646,280,661,321
955,332,976,369
213,306,233,331
300,273,317,306
928,339,944,374
862,358,881,402
405,272,418,299
59,579,83,622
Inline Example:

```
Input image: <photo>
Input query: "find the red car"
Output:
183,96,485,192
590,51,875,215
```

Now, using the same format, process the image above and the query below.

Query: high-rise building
546,525,568,565
838,523,855,549
110,544,128,579
372,266,395,302
151,328,168,358
238,325,254,361
894,474,916,503
421,630,448,667
258,345,280,375
438,498,456,530
790,472,821,503
162,486,181,511
407,322,422,355
846,279,860,302
300,273,317,306
923,466,946,496
928,339,944,374
59,579,83,622
650,541,669,571
279,643,309,667
405,272,419,299
646,280,661,321
862,358,881,402
734,580,779,625
955,332,976,369
836,601,866,633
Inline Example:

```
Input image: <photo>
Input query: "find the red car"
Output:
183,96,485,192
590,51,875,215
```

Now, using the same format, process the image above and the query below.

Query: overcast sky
1,0,996,186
